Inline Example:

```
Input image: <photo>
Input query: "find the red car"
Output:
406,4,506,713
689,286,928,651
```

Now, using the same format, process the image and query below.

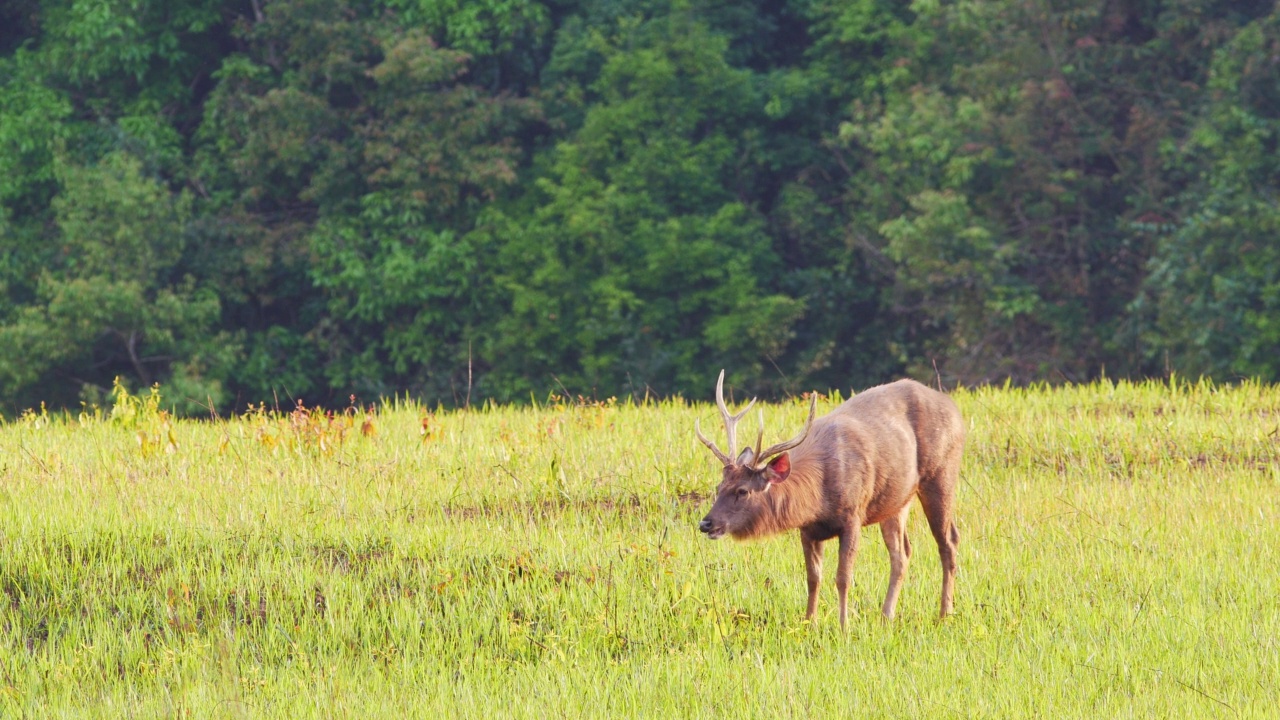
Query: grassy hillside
2,380,1278,717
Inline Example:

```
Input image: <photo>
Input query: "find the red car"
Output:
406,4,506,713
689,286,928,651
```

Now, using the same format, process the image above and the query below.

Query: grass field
2,379,1278,717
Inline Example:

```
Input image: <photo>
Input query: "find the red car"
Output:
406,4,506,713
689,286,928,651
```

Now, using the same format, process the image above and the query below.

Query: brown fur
699,379,965,627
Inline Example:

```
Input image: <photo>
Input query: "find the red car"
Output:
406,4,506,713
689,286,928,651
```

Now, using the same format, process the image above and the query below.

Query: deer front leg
800,532,823,621
836,528,861,631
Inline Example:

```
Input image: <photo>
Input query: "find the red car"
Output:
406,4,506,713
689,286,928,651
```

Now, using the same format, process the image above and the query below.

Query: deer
695,370,964,629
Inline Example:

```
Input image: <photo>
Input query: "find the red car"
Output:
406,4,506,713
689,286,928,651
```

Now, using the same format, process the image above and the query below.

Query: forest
2,0,1278,414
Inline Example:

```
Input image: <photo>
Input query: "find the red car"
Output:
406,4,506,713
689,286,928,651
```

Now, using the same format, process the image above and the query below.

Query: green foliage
1134,7,1280,379
822,0,1274,383
383,0,551,58
0,152,232,414
4,0,1280,413
484,14,803,398
192,3,537,403
0,54,72,318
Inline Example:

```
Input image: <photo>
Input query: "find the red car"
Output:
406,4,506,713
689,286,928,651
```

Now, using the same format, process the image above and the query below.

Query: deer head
696,370,817,539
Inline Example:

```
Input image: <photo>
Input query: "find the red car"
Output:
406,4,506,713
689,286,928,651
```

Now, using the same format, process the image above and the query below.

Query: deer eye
735,487,749,499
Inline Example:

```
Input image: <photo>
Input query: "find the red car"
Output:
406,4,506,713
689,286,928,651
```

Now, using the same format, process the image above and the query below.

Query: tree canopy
3,0,1279,413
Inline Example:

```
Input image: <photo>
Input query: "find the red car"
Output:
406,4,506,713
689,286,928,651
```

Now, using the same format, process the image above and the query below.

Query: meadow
1,379,1277,718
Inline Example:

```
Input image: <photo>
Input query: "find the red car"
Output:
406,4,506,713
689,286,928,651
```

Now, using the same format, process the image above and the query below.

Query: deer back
789,379,964,524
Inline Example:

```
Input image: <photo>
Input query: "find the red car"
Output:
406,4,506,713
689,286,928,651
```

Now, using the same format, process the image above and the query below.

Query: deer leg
879,503,913,620
800,532,823,621
835,528,861,631
919,483,959,618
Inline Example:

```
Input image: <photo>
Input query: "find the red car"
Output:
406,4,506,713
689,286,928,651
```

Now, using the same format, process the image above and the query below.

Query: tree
0,152,231,412
481,13,803,399
194,1,536,403
826,0,1259,384
0,0,238,414
1133,8,1280,380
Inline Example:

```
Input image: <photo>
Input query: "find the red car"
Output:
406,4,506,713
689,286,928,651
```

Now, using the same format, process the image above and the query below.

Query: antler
752,393,818,468
694,369,756,466
693,418,732,465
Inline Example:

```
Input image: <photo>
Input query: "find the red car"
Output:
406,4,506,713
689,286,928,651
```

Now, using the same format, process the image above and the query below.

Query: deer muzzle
699,515,726,540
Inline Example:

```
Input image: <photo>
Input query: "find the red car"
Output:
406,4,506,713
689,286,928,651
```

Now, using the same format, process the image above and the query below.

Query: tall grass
2,379,1278,717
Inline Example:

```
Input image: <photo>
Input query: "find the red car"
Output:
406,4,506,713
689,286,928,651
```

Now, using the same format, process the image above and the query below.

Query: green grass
2,380,1278,718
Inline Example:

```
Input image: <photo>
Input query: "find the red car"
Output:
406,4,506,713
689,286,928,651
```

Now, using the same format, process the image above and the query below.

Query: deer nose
699,517,714,534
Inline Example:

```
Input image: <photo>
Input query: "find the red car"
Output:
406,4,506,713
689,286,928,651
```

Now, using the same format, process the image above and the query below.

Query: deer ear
765,453,791,483
736,447,755,466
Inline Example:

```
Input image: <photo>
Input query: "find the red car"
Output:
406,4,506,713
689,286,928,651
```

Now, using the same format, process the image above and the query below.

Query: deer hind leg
800,532,824,621
879,503,913,620
918,477,959,618
835,528,861,631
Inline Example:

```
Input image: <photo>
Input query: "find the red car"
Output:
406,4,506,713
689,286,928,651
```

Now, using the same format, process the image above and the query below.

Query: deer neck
760,457,824,534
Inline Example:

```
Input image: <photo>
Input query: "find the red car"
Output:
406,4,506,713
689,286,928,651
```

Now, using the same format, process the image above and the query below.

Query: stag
695,370,964,627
